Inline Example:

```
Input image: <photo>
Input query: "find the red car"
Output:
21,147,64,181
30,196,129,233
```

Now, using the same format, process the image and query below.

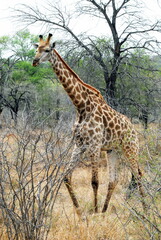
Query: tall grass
0,123,160,239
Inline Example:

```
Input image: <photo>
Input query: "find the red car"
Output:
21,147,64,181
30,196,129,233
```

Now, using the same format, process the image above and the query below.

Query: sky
0,0,76,37
0,0,161,38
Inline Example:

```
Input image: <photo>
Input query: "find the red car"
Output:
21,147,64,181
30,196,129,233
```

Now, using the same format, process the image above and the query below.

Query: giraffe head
33,33,55,67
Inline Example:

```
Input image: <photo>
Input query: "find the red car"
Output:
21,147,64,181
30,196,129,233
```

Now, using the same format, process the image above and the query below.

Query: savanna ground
0,122,160,240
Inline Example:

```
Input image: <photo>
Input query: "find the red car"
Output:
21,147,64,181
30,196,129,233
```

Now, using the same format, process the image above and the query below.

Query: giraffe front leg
64,173,82,217
64,145,84,217
102,150,119,213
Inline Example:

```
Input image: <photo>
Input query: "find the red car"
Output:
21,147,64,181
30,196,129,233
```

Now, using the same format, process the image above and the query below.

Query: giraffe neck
50,49,101,113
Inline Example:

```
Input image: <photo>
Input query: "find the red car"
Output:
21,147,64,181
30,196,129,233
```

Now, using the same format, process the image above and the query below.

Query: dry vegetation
0,123,160,240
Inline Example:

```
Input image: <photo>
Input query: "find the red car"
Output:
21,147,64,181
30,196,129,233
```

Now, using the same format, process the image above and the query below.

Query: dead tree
13,0,161,107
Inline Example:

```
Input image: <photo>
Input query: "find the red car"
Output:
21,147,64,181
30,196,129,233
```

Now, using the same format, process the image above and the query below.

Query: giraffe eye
45,49,50,53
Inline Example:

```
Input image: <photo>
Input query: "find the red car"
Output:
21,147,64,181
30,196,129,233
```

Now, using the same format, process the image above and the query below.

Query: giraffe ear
51,42,56,49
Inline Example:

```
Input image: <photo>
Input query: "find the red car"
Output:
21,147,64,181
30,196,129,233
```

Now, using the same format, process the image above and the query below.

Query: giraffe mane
54,49,103,98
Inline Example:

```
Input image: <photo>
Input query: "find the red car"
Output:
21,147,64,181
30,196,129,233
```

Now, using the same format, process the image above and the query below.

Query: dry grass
0,123,161,239
47,166,153,240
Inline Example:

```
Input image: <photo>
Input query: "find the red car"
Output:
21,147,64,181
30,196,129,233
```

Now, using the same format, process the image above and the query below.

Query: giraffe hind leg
124,148,147,212
126,173,138,199
102,150,119,213
136,169,147,212
91,160,99,213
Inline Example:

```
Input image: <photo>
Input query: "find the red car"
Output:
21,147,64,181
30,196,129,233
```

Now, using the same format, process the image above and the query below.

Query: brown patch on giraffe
86,99,90,106
71,88,76,96
64,70,69,78
82,92,87,99
76,94,81,100
75,86,80,92
79,109,85,115
94,98,99,104
106,128,112,140
74,99,79,105
89,122,95,128
67,79,72,85
93,136,98,141
90,104,95,111
86,116,90,122
115,124,120,130
60,76,66,82
104,112,111,121
69,94,75,100
112,129,115,135
95,110,100,116
103,115,108,128
86,136,90,142
59,70,63,76
89,129,94,136
109,112,113,118
95,128,100,133
86,106,90,112
77,101,85,109
58,62,62,69
94,116,101,122
72,77,76,85
66,86,73,93
109,121,114,128
114,117,118,124
78,115,83,123
55,69,60,75
55,62,58,68
117,130,121,136
63,83,67,88
62,76,66,82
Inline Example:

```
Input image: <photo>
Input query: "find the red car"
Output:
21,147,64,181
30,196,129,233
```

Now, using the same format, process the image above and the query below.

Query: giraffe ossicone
32,33,147,216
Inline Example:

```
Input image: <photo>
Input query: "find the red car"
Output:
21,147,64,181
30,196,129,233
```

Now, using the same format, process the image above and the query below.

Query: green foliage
10,30,37,61
116,50,161,125
63,38,161,126
0,30,72,124
0,31,161,127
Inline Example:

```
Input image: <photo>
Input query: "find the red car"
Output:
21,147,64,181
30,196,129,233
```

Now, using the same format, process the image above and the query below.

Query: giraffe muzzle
32,58,40,67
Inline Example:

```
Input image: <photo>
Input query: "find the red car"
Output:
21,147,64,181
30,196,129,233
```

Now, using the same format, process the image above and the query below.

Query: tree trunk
104,72,117,108
104,49,120,108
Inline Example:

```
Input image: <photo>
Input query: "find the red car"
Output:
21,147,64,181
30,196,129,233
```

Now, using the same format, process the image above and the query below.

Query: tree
13,0,161,107
55,39,161,127
0,31,73,126
0,31,35,124
116,51,161,128
0,118,75,239
0,84,31,125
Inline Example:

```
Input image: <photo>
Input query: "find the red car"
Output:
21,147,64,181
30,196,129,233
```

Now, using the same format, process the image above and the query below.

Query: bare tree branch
12,0,161,107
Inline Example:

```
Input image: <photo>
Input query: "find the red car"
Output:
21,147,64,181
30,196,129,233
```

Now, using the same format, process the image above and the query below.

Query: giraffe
32,33,146,216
